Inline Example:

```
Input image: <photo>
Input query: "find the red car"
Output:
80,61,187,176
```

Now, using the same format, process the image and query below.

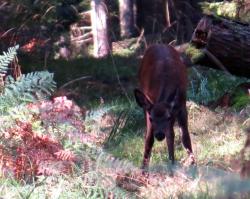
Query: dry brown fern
1,120,77,182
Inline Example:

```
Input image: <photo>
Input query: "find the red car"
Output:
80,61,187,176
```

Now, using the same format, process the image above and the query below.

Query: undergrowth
0,46,133,198
188,65,250,107
1,44,250,198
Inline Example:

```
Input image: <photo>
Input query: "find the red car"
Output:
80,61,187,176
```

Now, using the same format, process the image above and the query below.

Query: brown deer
134,44,194,169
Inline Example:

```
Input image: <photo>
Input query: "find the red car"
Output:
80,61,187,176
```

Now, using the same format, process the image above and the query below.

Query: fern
0,45,19,74
0,71,56,112
0,46,57,113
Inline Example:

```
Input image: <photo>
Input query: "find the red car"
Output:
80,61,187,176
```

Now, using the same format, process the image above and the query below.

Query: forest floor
48,45,250,197
2,1,250,197
2,38,249,198
83,94,250,198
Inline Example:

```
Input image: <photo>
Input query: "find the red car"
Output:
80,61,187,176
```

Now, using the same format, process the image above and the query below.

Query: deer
134,44,195,169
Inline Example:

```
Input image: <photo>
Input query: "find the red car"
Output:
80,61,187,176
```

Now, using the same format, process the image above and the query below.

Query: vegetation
0,0,250,198
0,41,249,199
201,1,250,23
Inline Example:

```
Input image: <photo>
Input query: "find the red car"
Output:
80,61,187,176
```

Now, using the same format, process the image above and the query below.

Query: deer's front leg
166,118,175,164
177,106,195,165
142,112,154,169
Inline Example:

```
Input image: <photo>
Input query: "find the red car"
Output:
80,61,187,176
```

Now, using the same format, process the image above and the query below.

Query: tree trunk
191,15,250,78
134,0,145,30
119,0,135,38
91,0,111,58
172,0,202,44
163,0,171,28
134,0,166,33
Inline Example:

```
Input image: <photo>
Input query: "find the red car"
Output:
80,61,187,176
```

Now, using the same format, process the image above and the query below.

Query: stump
191,15,250,78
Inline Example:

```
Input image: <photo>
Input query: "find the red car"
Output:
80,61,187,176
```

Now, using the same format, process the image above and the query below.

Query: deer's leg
177,106,195,164
142,112,154,169
166,118,175,164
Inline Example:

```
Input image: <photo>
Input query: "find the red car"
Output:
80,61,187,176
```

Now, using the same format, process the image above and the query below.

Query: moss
201,2,237,19
185,44,205,64
231,90,250,110
201,1,250,23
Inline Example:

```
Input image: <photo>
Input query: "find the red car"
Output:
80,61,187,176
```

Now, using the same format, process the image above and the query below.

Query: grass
232,90,250,110
0,173,130,198
21,53,138,85
0,91,249,198
20,52,139,108
188,65,250,106
2,42,249,198
88,64,249,171
53,49,249,174
93,99,247,169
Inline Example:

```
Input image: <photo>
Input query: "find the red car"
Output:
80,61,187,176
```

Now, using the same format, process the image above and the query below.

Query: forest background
0,0,250,198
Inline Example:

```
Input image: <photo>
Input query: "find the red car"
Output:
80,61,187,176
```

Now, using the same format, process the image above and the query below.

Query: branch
134,29,145,49
72,38,93,44
202,49,231,75
78,27,92,31
59,76,92,90
71,32,92,41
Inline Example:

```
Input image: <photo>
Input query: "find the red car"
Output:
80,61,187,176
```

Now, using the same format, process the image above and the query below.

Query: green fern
0,71,56,112
0,46,56,112
0,45,19,74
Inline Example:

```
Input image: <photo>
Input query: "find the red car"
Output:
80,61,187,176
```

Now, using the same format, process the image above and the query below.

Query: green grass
232,90,250,110
21,54,138,86
105,123,187,167
20,54,139,108
187,65,250,105
91,94,248,170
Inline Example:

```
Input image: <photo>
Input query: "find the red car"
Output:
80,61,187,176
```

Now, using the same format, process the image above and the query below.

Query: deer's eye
149,117,153,122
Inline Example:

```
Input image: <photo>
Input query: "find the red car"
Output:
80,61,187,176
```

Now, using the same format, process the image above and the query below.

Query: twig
134,28,145,50
72,38,93,44
0,28,15,38
59,76,92,90
202,49,231,75
78,26,92,31
71,32,93,41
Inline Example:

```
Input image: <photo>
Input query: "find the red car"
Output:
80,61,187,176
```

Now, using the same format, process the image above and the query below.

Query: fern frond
0,45,19,74
0,71,56,112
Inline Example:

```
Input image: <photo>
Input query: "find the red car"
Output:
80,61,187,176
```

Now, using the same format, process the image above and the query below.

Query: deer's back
138,44,187,103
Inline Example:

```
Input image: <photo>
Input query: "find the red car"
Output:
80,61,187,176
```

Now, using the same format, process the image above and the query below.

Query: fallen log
191,15,250,78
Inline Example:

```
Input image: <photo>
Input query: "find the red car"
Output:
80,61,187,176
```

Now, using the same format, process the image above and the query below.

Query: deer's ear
134,89,152,111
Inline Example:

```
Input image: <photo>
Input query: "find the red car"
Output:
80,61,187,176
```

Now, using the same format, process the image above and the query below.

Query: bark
119,0,135,38
172,0,202,44
134,0,147,31
134,0,166,33
191,15,250,78
91,0,111,58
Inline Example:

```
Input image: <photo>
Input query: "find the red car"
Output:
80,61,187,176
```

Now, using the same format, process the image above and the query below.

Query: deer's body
139,44,187,106
134,44,194,168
